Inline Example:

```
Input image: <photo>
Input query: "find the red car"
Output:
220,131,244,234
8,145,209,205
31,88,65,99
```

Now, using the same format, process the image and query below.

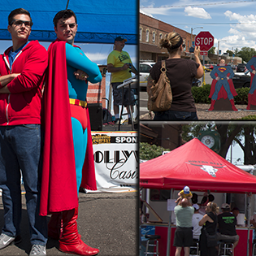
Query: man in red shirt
0,8,48,256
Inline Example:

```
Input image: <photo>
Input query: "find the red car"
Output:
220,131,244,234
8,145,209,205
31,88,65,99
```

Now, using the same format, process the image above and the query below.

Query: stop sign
195,31,214,52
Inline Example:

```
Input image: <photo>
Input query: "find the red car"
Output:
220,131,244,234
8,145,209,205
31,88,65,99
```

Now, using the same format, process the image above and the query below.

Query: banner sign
90,132,138,192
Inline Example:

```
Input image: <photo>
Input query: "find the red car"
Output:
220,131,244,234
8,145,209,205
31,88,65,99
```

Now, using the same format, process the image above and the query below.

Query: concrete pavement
0,191,138,256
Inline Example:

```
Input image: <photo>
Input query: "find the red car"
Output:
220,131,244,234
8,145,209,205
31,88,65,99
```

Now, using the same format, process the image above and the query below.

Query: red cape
248,63,256,105
40,40,97,216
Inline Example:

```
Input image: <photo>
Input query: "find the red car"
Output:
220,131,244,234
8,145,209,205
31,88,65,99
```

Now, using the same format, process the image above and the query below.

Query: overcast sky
140,0,256,54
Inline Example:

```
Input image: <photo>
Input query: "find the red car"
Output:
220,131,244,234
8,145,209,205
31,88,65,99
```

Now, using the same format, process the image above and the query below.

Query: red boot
48,212,62,240
59,208,99,255
208,99,216,111
230,99,238,111
247,94,252,110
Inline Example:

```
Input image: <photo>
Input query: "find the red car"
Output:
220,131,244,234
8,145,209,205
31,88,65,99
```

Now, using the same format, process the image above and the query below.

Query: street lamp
191,27,203,48
217,40,227,64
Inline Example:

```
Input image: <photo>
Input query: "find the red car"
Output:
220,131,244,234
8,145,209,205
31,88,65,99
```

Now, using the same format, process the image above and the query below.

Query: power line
141,0,256,8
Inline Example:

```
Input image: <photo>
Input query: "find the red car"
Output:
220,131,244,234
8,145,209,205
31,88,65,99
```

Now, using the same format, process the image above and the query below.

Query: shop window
146,30,149,42
140,27,142,41
152,32,156,43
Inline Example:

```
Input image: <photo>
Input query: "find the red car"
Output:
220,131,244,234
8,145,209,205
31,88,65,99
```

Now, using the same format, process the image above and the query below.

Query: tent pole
66,0,70,9
247,194,251,256
166,189,173,256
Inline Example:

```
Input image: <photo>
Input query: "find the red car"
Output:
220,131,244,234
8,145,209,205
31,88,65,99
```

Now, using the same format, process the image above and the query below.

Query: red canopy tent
140,138,256,256
140,138,256,194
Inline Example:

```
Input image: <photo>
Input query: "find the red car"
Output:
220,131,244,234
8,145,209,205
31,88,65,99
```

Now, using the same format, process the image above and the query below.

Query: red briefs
70,104,88,131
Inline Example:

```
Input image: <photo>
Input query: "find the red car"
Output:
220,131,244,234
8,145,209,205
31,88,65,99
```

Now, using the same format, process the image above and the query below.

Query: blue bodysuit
65,43,102,194
210,65,234,100
246,57,256,94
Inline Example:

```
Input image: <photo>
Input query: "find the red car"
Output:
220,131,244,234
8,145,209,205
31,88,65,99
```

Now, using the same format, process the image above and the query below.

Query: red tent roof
140,138,256,193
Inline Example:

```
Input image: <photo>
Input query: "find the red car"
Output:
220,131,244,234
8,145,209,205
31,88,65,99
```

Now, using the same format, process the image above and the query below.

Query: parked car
204,64,214,71
231,64,237,71
139,61,156,89
232,71,251,88
236,64,247,73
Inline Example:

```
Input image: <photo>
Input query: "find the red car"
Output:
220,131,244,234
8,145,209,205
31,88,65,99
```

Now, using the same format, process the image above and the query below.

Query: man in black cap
217,203,239,252
107,36,138,124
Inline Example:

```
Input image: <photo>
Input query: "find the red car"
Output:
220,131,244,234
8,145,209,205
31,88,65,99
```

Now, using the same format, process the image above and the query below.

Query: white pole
166,189,173,256
247,195,251,256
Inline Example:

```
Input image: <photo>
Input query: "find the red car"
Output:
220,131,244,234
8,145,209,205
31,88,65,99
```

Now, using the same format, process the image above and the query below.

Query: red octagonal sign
195,31,214,52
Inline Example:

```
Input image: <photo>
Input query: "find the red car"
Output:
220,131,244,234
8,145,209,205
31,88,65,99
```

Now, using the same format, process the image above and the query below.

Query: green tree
208,47,216,55
237,47,256,63
140,142,170,160
182,122,256,164
234,48,239,56
226,50,234,57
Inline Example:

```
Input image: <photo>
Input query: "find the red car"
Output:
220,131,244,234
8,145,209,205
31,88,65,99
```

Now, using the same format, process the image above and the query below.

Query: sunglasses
182,44,186,48
11,19,31,28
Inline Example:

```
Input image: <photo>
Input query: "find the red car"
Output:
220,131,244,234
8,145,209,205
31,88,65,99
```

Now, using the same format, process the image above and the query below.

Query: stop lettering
195,31,214,52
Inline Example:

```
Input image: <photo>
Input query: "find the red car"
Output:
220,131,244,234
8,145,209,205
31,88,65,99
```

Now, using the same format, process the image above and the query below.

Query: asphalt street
0,191,138,256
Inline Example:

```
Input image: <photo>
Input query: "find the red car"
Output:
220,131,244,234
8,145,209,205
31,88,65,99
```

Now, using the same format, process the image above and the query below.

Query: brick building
140,12,195,62
139,12,242,65
87,65,107,108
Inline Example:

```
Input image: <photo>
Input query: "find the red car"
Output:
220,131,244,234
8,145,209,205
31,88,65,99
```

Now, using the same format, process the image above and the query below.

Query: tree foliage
208,47,216,55
182,123,256,165
237,47,256,63
140,142,170,160
226,50,234,57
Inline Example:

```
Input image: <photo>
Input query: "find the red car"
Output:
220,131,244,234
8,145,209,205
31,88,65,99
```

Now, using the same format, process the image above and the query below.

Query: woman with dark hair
199,202,219,256
148,32,204,121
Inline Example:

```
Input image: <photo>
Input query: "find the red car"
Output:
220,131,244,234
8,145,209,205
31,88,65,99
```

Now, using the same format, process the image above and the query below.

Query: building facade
140,12,195,62
139,13,242,65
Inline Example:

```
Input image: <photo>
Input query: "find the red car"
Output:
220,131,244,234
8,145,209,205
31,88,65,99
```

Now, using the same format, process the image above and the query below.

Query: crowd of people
173,187,240,256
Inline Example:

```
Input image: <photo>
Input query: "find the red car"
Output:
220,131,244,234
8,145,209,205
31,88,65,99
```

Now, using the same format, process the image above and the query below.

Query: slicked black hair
53,9,77,27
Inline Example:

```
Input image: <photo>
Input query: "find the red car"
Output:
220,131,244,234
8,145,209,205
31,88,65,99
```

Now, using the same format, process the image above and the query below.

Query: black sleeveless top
204,211,217,235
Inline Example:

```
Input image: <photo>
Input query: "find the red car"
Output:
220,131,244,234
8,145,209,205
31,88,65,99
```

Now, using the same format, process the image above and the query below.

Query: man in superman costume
246,56,256,110
39,10,102,255
208,59,237,111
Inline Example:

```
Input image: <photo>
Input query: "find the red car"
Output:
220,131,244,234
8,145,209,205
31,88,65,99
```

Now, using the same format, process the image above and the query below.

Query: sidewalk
140,104,256,121
0,191,137,256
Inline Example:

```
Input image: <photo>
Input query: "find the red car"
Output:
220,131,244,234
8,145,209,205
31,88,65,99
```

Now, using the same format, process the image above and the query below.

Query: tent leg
166,189,173,256
247,195,251,256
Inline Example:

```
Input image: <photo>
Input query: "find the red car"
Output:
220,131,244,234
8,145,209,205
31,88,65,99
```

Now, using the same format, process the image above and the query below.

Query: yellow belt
69,98,87,108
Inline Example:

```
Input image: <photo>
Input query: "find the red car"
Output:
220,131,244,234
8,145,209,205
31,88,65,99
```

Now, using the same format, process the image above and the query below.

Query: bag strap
160,60,167,73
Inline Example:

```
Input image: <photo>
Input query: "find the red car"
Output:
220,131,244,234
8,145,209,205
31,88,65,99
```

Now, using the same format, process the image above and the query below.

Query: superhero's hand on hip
216,77,220,81
73,70,89,81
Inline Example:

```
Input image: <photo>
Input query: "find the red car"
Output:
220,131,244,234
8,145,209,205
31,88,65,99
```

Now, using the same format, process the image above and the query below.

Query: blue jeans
154,110,198,121
0,125,47,245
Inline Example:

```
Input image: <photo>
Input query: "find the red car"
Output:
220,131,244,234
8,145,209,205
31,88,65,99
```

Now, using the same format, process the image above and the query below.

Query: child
176,186,192,203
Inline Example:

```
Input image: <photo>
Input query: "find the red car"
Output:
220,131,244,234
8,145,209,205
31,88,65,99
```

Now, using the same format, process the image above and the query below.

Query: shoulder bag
147,60,172,112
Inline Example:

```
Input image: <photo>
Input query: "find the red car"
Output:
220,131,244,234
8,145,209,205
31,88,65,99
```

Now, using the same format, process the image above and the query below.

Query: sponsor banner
89,132,138,192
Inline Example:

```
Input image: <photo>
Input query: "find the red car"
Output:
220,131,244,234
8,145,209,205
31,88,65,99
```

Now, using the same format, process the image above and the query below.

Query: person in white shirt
192,204,204,240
